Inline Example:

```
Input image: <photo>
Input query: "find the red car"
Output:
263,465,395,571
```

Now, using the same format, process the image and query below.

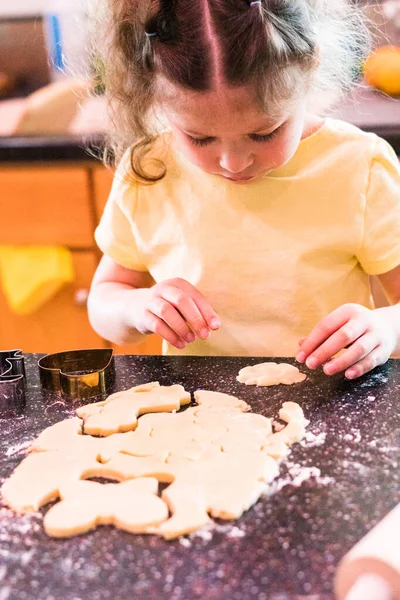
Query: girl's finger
322,332,378,376
303,317,369,370
296,304,367,369
150,298,195,343
143,310,186,349
192,295,221,331
162,286,212,339
344,346,385,380
172,280,221,331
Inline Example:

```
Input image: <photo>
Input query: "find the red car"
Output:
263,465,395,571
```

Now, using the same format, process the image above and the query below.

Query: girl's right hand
132,278,221,349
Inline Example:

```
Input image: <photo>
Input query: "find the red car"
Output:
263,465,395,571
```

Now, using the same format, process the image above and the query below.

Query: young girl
88,0,400,380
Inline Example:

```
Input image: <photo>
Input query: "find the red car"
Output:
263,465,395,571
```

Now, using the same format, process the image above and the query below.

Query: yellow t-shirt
95,118,400,357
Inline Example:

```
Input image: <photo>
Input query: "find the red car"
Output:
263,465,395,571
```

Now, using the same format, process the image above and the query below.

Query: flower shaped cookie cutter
0,349,26,415
38,348,115,400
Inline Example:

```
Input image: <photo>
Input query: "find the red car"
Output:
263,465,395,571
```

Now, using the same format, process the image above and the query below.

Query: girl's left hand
296,303,396,379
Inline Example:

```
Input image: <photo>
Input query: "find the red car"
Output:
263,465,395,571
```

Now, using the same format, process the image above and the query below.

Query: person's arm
88,255,221,348
296,264,400,380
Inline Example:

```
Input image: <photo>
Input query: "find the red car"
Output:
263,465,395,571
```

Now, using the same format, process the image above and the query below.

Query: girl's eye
188,136,216,147
249,129,280,143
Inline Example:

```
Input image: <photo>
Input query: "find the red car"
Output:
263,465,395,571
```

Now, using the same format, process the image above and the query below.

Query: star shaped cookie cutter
0,349,26,415
38,349,115,400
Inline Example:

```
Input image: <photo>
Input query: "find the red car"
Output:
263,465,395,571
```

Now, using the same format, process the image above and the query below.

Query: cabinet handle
74,288,89,307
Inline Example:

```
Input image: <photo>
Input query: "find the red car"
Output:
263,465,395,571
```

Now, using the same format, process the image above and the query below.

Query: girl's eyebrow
182,121,285,138
253,120,285,134
183,128,211,137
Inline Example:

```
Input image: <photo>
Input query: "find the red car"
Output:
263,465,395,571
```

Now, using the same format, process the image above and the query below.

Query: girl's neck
302,114,325,141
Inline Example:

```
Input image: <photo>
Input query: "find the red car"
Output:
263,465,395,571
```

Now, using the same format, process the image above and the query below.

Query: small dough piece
44,478,168,537
76,383,191,436
279,401,310,426
237,362,307,386
262,402,309,458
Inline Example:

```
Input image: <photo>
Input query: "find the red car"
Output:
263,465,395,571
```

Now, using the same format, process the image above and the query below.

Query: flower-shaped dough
237,362,307,386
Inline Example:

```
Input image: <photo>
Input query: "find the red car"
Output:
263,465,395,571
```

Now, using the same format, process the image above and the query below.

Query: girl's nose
219,149,253,174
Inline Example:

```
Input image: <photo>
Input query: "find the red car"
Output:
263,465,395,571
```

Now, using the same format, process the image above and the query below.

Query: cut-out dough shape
44,478,168,537
237,362,307,386
1,451,119,513
76,382,191,436
100,447,279,539
262,401,310,459
2,385,310,539
30,417,143,462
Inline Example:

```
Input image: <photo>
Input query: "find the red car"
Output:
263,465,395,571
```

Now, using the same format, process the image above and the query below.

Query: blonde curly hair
90,0,370,182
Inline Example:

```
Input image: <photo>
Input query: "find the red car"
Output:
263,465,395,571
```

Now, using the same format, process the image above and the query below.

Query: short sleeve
357,137,400,275
94,159,148,272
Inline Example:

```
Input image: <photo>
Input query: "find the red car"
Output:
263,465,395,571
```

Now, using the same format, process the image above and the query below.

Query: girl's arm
296,264,400,380
88,255,220,348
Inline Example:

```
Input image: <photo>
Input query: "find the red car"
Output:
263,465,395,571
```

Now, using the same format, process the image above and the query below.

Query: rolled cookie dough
237,362,307,386
44,478,168,537
2,385,309,539
76,382,191,436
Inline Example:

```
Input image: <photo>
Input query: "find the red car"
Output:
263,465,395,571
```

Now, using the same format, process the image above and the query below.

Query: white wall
0,0,48,16
0,0,84,17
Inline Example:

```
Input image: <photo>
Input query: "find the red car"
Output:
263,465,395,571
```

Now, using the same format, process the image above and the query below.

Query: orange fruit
364,46,400,96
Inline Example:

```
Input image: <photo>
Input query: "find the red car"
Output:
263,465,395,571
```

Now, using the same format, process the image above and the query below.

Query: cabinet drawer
0,167,95,246
93,166,114,222
0,251,103,353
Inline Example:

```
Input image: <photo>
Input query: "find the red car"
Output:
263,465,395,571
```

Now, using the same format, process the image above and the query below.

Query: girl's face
162,84,309,183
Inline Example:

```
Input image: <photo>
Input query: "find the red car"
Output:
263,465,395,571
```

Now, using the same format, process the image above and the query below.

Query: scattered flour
270,462,334,494
342,460,371,476
300,430,327,448
342,430,361,443
213,523,246,538
182,522,246,545
190,527,213,542
5,440,32,458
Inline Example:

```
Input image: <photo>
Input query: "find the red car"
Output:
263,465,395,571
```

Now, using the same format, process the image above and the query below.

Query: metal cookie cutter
38,348,115,400
0,349,26,415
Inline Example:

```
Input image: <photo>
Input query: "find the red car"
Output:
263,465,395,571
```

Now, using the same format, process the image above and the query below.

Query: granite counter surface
0,354,399,600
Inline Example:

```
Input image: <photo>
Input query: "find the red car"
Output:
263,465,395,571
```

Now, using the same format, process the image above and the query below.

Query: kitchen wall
0,0,88,95
0,0,82,17
0,18,49,93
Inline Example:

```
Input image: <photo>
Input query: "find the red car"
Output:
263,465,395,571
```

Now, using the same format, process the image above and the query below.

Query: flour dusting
5,440,32,458
300,430,327,448
271,462,334,493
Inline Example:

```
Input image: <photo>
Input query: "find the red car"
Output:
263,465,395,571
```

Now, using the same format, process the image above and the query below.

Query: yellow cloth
0,246,74,315
95,118,400,357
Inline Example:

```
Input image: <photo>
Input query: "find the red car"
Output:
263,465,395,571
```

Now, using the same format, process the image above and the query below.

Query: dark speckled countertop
1,354,399,600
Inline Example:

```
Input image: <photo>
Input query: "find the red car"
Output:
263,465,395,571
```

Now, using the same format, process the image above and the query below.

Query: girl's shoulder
323,118,397,170
316,117,391,158
309,117,377,150
294,117,394,172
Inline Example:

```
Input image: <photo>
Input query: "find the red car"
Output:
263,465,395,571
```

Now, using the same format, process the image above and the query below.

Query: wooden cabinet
0,167,94,246
0,163,161,355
